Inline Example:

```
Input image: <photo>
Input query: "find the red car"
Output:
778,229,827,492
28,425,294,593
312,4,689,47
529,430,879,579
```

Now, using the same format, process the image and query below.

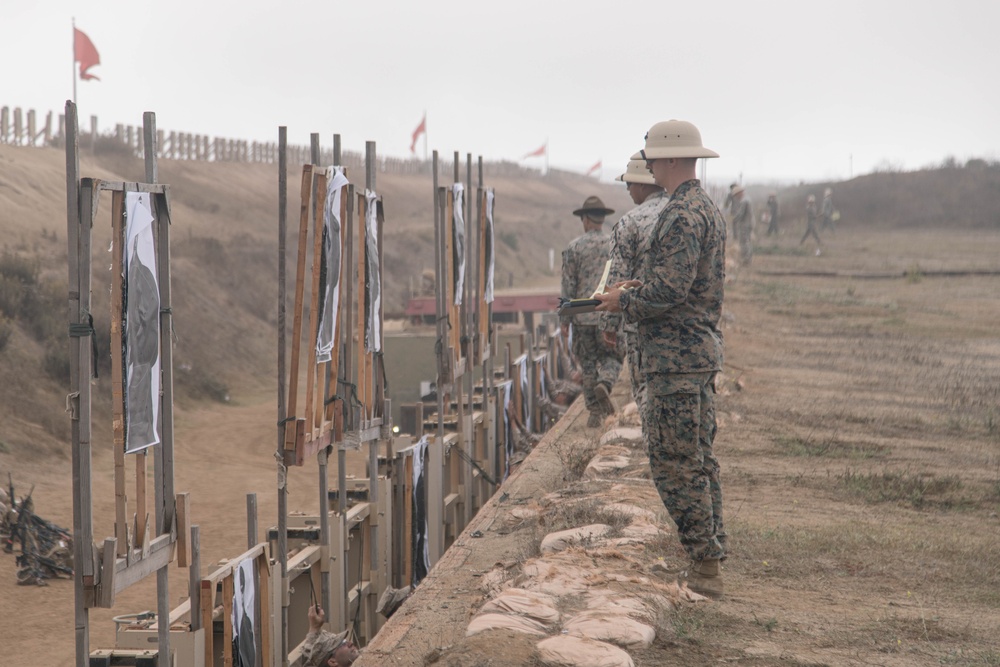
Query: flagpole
72,18,77,105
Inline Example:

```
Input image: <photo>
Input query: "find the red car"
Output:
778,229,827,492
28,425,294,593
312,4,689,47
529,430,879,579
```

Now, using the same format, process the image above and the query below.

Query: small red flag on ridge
523,143,546,159
74,28,101,81
586,160,602,176
410,114,426,154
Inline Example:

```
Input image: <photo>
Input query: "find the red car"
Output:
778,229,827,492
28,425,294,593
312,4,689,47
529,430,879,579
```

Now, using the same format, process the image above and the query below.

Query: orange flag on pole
522,142,546,159
586,159,602,176
74,28,101,81
410,114,426,154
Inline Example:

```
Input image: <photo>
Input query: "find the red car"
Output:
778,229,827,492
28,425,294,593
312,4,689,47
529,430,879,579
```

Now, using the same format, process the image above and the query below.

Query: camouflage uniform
602,190,670,408
765,195,779,236
801,199,821,244
820,192,835,231
731,196,755,267
561,229,623,418
618,179,727,562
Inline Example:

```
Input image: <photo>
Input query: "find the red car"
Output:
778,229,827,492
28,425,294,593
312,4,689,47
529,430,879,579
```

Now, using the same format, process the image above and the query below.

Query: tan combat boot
594,383,616,416
679,558,724,600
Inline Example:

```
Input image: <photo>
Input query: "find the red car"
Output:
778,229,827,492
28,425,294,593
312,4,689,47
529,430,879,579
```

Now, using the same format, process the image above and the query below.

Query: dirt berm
357,385,707,667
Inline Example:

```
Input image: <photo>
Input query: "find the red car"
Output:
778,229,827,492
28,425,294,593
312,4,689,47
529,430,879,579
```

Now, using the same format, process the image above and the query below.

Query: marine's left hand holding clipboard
558,260,613,316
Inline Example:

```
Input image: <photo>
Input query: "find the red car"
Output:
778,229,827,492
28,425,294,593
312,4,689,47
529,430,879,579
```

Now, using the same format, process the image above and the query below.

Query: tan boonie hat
306,630,350,666
631,120,719,160
615,159,656,185
572,195,615,218
731,185,746,196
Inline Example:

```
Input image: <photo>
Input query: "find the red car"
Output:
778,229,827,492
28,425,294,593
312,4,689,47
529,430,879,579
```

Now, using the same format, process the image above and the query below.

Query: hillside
0,141,633,458
3,142,1000,459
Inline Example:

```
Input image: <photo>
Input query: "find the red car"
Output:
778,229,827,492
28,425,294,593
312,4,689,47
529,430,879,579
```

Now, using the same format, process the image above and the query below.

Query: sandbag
599,427,643,446
520,558,596,596
536,635,634,667
584,455,631,479
584,591,659,624
563,610,655,648
620,520,663,539
540,524,610,554
603,503,655,522
465,612,548,637
480,588,560,626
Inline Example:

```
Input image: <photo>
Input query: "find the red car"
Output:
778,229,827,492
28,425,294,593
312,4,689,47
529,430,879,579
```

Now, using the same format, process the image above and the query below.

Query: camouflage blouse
619,179,726,374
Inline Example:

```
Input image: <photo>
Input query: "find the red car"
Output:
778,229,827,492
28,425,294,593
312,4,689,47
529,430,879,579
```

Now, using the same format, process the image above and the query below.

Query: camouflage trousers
571,325,623,416
736,224,753,267
622,331,646,410
641,371,726,561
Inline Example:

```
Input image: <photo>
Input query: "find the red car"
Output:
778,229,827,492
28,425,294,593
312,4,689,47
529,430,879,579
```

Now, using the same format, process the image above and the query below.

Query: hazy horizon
3,0,998,184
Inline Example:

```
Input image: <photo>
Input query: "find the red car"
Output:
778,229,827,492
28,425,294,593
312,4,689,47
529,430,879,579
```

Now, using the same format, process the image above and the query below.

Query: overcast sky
3,0,998,184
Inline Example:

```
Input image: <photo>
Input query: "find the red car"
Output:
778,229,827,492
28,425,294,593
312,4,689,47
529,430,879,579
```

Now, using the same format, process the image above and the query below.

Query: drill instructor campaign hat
632,120,720,160
572,196,615,218
615,159,656,185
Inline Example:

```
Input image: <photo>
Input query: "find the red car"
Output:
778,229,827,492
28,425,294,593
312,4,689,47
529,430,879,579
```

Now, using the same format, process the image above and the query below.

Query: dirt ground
3,225,1000,666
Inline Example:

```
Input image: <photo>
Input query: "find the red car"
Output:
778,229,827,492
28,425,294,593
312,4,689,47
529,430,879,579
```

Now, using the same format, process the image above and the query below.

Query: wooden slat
478,190,490,361
176,492,191,568
135,451,147,547
403,455,413,587
356,193,368,419
95,181,169,194
222,573,235,667
112,536,173,595
304,171,327,438
286,165,314,450
257,552,272,667
445,192,459,367
201,578,214,667
97,538,117,608
110,190,128,557
200,543,268,587
341,185,355,434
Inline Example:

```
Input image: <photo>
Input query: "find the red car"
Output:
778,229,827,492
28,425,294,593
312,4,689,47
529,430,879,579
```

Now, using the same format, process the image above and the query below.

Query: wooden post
110,190,128,556
276,126,290,666
340,183,354,508
319,448,332,623
429,151,444,565
304,169,328,437
286,165,313,451
66,99,92,667
257,552,273,667
246,493,258,550
189,525,201,632
364,141,381,613
223,574,235,667
142,111,173,667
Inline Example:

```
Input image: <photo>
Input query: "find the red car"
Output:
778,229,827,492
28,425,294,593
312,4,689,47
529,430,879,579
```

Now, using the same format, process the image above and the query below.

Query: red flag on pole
74,28,101,81
522,142,546,159
586,159,602,176
410,114,426,154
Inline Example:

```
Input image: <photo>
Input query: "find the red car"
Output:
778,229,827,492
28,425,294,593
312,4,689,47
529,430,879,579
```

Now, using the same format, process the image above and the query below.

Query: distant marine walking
729,184,754,267
801,193,821,249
